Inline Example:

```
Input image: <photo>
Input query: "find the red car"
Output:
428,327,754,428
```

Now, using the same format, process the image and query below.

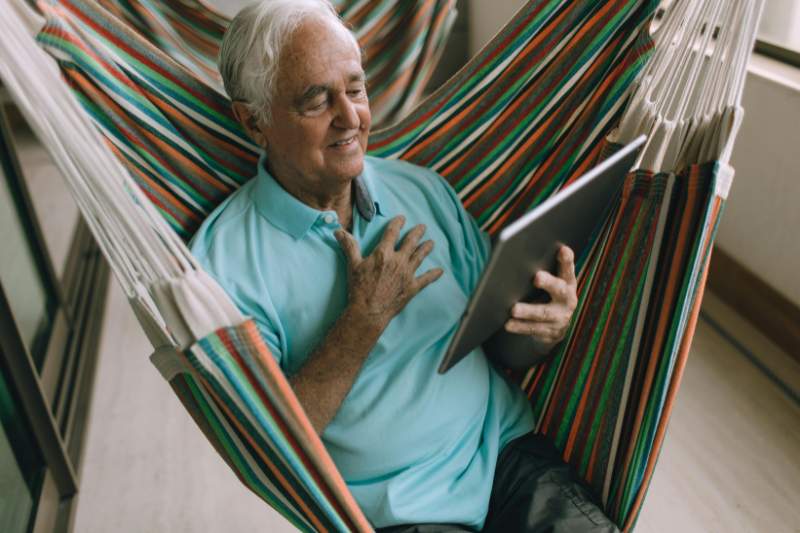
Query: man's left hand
504,245,578,349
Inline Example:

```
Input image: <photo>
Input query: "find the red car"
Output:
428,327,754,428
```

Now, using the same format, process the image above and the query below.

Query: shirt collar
252,152,382,240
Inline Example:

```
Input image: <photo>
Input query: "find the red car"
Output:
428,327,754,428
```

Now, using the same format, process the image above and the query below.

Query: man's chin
329,156,365,182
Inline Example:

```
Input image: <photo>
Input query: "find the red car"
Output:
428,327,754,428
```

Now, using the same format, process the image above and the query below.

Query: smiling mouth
329,136,357,148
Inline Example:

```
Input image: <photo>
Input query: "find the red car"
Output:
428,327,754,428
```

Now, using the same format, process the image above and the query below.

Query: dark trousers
377,432,620,533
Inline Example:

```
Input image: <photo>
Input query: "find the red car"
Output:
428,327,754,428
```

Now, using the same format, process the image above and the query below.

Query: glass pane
7,119,80,281
0,361,45,533
0,142,55,363
759,0,800,54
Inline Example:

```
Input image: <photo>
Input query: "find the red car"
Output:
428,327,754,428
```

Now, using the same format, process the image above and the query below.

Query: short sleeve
427,170,492,295
190,234,286,369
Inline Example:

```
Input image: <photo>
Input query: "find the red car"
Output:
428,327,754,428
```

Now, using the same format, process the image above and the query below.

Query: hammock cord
0,0,245,350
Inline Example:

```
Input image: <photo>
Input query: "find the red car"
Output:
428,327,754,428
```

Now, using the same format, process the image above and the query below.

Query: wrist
342,303,387,342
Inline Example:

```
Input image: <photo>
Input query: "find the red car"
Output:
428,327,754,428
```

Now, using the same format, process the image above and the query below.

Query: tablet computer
438,135,646,374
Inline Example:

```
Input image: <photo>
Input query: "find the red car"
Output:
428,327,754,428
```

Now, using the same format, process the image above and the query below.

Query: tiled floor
635,292,800,533
70,280,800,532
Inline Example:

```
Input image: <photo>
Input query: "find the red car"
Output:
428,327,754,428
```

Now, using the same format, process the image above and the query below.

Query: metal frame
0,285,78,497
0,96,110,532
755,39,800,70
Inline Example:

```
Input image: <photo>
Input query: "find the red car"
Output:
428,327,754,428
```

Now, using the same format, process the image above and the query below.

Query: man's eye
348,88,366,98
306,100,327,112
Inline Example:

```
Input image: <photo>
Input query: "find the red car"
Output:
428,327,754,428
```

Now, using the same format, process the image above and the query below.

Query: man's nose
332,94,360,129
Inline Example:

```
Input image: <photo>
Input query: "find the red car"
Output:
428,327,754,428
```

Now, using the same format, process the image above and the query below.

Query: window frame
0,94,110,533
755,39,800,69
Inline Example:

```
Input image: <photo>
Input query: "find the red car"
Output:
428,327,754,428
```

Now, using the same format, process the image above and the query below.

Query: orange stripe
70,72,202,221
613,170,702,512
189,367,329,532
539,177,634,435
484,31,624,232
622,237,715,531
220,329,359,532
562,192,643,458
144,88,255,167
242,322,373,533
401,1,575,161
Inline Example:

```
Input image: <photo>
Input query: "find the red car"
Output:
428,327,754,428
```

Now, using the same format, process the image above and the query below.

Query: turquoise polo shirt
190,154,535,529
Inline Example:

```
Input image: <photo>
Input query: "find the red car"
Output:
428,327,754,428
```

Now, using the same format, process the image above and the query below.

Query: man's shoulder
189,178,257,260
364,155,452,201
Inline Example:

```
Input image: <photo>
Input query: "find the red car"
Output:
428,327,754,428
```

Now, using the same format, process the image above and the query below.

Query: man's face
254,18,370,201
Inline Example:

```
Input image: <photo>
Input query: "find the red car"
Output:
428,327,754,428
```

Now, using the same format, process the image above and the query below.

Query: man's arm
289,215,443,435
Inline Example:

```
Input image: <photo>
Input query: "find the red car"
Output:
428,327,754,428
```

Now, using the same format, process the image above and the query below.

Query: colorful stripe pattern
171,320,372,532
522,155,725,526
90,0,458,125
35,0,455,240
34,1,732,531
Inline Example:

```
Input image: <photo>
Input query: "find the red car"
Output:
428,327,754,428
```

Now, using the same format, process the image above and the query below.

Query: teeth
334,137,354,146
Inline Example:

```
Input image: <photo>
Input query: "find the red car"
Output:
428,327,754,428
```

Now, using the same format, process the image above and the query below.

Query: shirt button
323,214,335,225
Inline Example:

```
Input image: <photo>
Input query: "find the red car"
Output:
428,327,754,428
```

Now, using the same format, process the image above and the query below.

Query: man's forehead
278,19,364,94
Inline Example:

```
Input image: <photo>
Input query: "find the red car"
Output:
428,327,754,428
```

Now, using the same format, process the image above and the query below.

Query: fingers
398,223,427,254
334,229,362,265
510,302,557,322
409,239,435,269
557,245,577,287
504,319,564,344
414,267,444,291
378,215,406,252
534,271,571,304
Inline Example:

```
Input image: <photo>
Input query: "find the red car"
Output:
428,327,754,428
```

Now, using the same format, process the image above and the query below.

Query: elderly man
191,1,618,531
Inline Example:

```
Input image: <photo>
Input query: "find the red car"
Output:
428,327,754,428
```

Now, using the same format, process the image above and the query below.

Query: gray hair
219,0,358,125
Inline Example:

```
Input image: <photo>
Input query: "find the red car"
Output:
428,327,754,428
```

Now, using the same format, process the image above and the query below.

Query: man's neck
267,165,355,231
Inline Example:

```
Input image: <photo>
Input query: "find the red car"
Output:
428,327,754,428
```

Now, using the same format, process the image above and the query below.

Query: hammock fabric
33,0,731,531
90,0,458,125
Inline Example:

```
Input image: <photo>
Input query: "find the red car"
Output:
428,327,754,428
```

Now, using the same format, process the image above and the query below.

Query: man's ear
231,101,267,148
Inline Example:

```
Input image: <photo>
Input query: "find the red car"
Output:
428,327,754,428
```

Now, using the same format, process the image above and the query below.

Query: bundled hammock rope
0,0,761,530
88,0,458,125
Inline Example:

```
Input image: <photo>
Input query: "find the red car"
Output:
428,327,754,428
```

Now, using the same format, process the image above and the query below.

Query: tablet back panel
439,136,645,373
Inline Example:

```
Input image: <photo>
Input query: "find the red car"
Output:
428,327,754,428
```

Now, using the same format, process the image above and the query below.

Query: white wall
468,0,526,56
717,57,800,307
468,0,800,308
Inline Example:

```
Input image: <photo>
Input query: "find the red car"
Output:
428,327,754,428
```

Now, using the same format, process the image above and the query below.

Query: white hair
219,0,358,125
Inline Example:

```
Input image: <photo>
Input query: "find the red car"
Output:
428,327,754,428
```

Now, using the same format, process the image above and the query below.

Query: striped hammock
89,0,458,125
30,0,733,531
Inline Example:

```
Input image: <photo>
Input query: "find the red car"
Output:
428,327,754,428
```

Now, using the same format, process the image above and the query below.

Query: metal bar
755,39,800,70
0,283,78,497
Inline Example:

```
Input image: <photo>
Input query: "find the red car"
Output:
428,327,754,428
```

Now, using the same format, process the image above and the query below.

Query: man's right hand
334,215,444,333
291,216,442,434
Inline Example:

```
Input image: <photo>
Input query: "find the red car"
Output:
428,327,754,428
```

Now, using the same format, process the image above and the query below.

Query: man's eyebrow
295,85,329,107
294,73,367,107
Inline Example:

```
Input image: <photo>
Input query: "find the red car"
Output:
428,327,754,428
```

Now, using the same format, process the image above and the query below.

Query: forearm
289,305,385,435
